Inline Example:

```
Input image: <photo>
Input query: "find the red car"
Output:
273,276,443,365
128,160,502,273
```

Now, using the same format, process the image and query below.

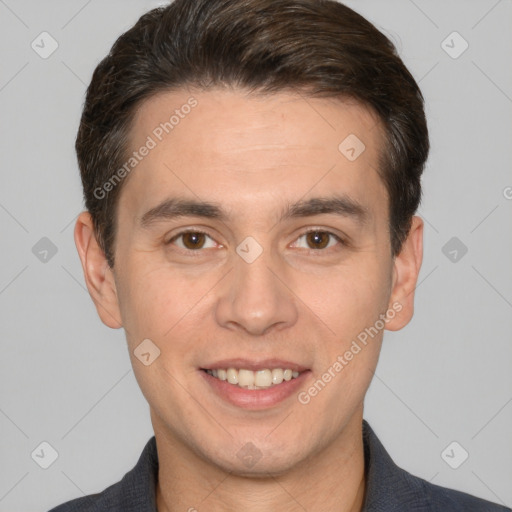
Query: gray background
1,0,511,510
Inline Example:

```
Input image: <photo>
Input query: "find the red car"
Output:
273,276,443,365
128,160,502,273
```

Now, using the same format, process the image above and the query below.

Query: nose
214,242,299,336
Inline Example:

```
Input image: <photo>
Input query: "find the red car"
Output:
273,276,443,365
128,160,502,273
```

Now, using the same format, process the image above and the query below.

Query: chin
205,443,307,478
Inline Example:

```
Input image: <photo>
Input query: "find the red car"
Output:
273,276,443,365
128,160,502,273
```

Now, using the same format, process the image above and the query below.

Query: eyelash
166,228,346,254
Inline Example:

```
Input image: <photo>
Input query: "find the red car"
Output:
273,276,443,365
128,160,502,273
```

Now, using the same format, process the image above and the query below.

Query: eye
166,230,218,251
291,230,344,251
166,228,345,253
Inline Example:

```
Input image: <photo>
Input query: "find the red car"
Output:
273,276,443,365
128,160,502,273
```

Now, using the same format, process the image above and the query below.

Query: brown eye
291,230,344,252
181,232,206,250
306,231,330,249
167,231,217,251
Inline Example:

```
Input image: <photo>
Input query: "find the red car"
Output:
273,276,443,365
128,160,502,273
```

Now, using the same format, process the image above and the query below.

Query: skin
74,88,423,511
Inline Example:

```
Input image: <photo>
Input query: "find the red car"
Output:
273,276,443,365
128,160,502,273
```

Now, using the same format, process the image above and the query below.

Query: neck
154,412,367,512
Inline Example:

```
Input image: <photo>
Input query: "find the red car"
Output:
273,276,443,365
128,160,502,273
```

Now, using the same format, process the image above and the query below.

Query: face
76,88,422,476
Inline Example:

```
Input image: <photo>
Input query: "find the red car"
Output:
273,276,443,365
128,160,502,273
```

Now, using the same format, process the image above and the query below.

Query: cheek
303,265,390,412
116,257,222,360
115,260,189,343
313,262,391,337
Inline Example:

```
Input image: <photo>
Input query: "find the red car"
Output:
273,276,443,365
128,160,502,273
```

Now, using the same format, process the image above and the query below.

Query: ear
74,211,123,329
385,215,423,331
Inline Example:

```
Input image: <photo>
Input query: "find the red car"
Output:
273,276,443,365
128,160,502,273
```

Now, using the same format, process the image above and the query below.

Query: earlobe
74,211,123,329
385,215,424,332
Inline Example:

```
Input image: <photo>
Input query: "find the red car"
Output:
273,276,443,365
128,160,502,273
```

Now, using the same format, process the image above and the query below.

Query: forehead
121,88,387,221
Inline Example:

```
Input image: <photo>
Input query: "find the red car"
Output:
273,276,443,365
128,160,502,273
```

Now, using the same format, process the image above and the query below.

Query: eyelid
165,228,219,247
290,228,347,251
166,226,347,253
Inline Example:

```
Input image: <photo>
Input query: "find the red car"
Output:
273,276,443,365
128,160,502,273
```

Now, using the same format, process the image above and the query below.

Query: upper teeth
206,368,300,389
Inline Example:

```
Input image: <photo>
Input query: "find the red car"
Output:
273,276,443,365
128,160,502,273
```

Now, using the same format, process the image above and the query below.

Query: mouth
199,360,311,410
201,367,301,389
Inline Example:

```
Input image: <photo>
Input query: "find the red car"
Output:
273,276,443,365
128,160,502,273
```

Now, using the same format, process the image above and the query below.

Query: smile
203,368,301,389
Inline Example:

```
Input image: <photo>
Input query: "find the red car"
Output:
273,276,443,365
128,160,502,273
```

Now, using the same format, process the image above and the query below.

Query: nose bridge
214,237,298,336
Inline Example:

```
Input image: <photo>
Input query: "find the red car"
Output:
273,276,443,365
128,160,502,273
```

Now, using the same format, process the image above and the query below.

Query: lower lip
201,370,311,410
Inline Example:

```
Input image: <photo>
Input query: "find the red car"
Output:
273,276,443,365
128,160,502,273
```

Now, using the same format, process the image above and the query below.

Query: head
75,0,427,476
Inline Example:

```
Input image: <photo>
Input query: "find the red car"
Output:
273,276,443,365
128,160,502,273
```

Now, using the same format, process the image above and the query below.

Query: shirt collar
361,419,427,511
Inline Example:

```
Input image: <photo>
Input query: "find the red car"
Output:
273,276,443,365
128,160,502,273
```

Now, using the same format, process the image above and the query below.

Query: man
49,0,510,510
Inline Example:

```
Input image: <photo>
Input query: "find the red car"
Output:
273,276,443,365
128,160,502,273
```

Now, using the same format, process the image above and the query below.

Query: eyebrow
139,195,370,229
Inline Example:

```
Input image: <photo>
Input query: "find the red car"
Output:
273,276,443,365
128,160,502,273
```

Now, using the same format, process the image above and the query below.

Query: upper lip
201,358,310,373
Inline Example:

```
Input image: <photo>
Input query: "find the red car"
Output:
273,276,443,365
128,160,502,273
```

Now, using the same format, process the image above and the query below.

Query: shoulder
362,420,511,512
396,464,510,511
47,437,158,512
47,483,120,512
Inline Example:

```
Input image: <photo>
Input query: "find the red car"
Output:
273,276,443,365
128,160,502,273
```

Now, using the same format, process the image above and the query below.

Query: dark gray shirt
48,420,510,511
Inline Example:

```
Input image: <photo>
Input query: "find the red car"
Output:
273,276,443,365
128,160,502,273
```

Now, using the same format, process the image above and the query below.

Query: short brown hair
76,0,429,267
